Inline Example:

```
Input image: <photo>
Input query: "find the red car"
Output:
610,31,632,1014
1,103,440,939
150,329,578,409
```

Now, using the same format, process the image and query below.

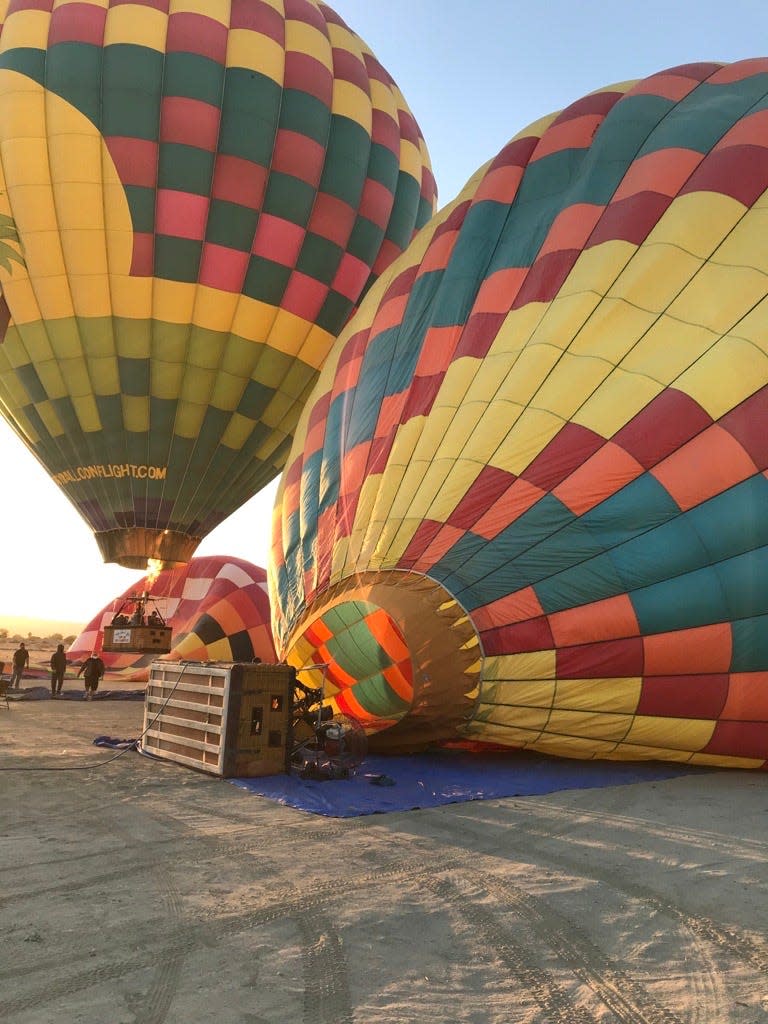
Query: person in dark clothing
77,652,105,700
10,642,29,688
50,643,68,697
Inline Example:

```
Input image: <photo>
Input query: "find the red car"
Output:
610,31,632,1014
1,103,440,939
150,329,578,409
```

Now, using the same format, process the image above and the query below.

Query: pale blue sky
2,0,766,624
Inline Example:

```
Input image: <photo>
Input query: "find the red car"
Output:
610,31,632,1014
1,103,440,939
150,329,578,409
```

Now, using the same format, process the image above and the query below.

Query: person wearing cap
50,643,68,698
10,642,29,688
77,652,105,700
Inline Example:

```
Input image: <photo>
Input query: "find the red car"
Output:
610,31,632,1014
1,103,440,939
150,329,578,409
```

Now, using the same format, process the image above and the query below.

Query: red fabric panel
636,674,729,718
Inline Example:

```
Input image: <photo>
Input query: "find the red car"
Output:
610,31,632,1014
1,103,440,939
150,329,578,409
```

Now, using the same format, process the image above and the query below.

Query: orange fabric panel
720,673,768,720
370,292,409,335
643,623,733,675
652,425,757,511
472,163,525,205
417,228,460,275
612,147,704,201
414,325,463,376
716,108,768,148
375,391,408,436
472,586,544,631
473,267,527,313
531,114,605,161
553,441,644,515
548,593,640,647
627,74,701,102
366,609,410,662
539,203,604,257
709,58,768,84
414,523,467,571
382,663,414,702
473,477,545,540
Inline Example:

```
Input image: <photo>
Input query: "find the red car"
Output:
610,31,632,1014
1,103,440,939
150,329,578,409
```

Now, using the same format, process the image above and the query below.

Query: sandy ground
1,694,767,1024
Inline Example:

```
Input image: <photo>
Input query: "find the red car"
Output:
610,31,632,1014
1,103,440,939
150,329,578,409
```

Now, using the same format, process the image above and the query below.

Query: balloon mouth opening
95,528,200,571
285,571,481,753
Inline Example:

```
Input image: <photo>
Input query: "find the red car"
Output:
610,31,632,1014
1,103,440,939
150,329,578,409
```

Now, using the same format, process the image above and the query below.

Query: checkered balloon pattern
0,0,436,568
70,556,275,680
271,61,768,769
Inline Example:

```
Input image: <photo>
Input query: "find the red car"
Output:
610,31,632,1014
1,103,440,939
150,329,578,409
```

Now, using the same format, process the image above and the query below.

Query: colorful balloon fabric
0,0,436,569
70,555,276,681
271,60,768,769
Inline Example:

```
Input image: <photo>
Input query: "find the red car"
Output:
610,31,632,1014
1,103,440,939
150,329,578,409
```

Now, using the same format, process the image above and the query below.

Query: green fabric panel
237,378,274,417
366,141,400,189
342,672,410,717
346,215,385,264
124,186,156,233
92,393,124,437
15,363,46,404
318,115,370,204
261,171,316,225
296,232,343,285
731,615,768,672
118,356,150,396
45,43,103,127
157,143,215,195
279,88,330,146
163,52,224,106
0,47,46,86
316,290,354,335
632,564,730,634
206,199,259,251
383,171,421,248
147,397,177,463
243,254,292,303
101,45,164,140
154,235,202,282
219,69,282,164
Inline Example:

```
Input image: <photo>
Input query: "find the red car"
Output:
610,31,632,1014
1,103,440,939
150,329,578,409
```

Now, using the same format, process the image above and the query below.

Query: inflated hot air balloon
0,0,435,568
70,555,276,680
270,60,768,770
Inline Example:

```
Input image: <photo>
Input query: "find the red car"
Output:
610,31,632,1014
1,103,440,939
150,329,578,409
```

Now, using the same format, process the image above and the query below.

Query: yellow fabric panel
553,677,642,713
0,75,45,140
608,242,703,313
187,332,221,372
60,232,110,281
104,5,167,49
474,701,550,732
48,134,103,186
348,471,391,564
399,138,423,182
463,721,544,747
208,372,244,413
669,261,768,335
0,10,49,50
489,303,546,359
220,412,256,451
432,398,487,458
529,733,621,759
623,715,715,751
46,320,82,360
559,239,635,299
648,190,746,258
180,365,215,404
620,314,718,383
14,226,65,277
464,398,523,463
14,329,53,365
490,405,563,476
220,336,260,378
480,679,556,707
285,21,331,71
296,322,335,371
731,296,768,351
378,516,421,567
0,277,39,325
2,137,51,190
484,651,557,681
34,399,63,437
528,290,603,351
329,534,351,584
191,286,240,334
369,78,398,119
34,362,66,401
109,276,152,324
61,357,95,397
174,400,206,439
169,0,228,22
122,394,150,433
58,0,107,7
204,638,235,662
676,336,768,418
546,709,634,742
613,742,695,763
226,30,284,82
260,389,296,429
714,204,768,274
232,298,279,348
255,428,288,462
89,355,120,395
534,351,613,422
265,308,313,359
152,279,196,327
426,460,484,522
496,344,561,405
572,367,663,437
686,751,765,770
331,80,372,132
71,393,101,432
570,297,659,364
433,358,482,411
27,276,75,320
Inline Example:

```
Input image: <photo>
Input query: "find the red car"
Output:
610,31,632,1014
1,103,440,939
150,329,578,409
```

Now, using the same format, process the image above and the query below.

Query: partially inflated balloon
70,555,276,680
0,0,435,567
271,61,768,769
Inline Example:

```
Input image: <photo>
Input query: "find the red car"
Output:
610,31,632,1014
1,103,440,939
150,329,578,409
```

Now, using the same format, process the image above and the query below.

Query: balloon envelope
271,60,768,769
69,555,276,680
0,0,436,567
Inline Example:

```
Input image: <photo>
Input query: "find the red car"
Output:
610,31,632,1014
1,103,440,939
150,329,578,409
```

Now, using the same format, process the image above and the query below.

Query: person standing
77,652,105,700
10,642,29,688
50,643,68,697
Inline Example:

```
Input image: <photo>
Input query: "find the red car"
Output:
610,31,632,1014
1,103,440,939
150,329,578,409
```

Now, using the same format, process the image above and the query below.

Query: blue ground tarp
228,751,708,817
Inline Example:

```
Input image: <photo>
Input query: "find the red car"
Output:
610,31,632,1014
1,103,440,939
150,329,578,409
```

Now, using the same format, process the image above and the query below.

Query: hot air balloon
0,0,436,568
70,555,276,680
270,60,768,770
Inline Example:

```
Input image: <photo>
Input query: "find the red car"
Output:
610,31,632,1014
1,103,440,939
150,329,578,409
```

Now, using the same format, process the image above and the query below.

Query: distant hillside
0,614,84,638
